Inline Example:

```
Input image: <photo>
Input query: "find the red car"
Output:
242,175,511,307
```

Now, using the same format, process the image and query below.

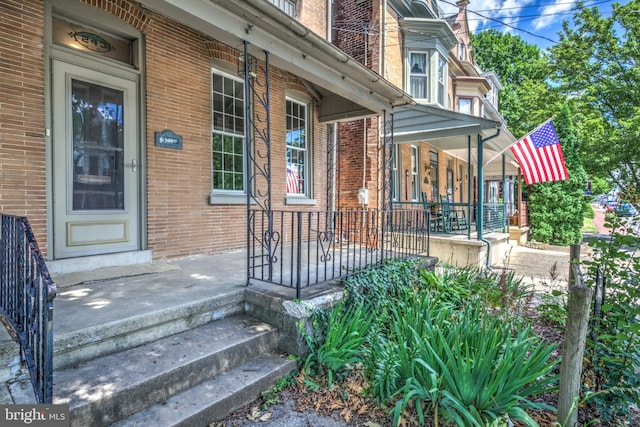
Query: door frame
51,60,141,258
44,1,146,260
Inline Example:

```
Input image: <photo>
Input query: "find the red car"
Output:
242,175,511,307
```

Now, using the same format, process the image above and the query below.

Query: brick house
0,0,529,416
331,0,526,265
1,0,414,273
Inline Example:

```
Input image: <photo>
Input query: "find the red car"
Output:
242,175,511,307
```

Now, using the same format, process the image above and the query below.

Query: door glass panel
71,79,124,210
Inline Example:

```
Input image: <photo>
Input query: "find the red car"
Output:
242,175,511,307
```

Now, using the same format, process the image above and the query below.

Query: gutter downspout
477,128,501,270
381,0,386,77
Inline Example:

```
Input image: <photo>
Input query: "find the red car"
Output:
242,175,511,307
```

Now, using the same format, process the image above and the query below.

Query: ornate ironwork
381,111,394,212
0,214,57,404
244,41,276,283
248,208,429,298
243,42,272,213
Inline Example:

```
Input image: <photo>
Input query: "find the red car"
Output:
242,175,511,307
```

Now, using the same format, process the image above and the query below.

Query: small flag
286,165,300,193
510,120,569,185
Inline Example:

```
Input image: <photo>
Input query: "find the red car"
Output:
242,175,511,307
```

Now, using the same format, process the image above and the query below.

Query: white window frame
211,68,245,199
437,54,446,107
408,51,428,100
268,0,296,17
407,50,448,105
410,145,420,202
392,145,400,201
285,96,313,202
458,97,472,115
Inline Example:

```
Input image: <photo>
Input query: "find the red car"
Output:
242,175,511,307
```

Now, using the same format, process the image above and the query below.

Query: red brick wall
0,0,330,261
144,11,328,259
332,0,374,67
0,0,47,251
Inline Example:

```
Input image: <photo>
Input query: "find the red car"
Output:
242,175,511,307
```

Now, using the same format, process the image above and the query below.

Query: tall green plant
303,301,375,387
376,300,558,426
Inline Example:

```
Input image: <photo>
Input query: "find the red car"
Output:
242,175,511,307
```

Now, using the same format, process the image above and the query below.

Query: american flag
286,165,300,194
510,120,569,185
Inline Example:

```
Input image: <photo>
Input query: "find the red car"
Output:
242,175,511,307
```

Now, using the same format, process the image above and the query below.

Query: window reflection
71,79,124,210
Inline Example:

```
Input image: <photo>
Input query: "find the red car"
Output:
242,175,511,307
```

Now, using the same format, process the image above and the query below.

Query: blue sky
440,0,629,51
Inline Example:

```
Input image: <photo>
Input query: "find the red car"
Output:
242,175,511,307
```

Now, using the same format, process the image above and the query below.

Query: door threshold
47,250,152,275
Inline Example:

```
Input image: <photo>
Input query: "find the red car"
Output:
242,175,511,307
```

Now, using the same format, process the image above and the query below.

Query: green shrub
583,200,595,219
419,266,531,314
308,259,558,426
582,215,640,422
380,301,558,426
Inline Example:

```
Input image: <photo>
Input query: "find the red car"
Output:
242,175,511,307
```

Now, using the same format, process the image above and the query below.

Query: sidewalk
504,204,609,291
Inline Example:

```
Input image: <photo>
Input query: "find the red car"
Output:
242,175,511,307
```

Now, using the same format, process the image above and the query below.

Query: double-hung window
286,98,309,197
212,70,245,195
408,51,447,105
409,52,428,99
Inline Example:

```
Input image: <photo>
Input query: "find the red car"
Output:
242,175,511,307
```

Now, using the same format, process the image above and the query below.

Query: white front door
52,60,140,258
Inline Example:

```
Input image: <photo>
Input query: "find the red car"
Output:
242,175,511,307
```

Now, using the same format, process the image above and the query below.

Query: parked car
614,202,637,217
605,200,617,213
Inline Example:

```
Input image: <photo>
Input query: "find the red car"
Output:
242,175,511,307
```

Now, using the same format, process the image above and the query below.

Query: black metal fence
394,201,507,235
0,214,57,404
248,209,430,297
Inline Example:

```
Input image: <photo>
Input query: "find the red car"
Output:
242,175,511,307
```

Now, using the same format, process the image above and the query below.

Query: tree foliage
472,29,561,137
472,30,586,244
527,105,588,245
549,1,640,194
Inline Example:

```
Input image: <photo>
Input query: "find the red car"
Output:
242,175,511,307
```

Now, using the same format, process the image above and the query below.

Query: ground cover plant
299,259,559,426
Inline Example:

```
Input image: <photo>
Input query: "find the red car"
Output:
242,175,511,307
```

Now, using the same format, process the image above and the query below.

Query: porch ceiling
393,104,520,175
138,0,413,121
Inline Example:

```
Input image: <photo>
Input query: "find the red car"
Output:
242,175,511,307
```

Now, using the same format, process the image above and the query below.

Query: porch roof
393,104,521,175
138,0,414,122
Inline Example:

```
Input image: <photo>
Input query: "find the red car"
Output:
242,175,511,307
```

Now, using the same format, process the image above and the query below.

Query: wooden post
557,260,592,427
568,244,580,287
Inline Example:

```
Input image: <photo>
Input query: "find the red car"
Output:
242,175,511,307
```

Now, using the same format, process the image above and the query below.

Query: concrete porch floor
49,249,346,338
50,251,250,337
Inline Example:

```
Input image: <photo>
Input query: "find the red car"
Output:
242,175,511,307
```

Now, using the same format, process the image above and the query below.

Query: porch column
467,134,472,239
502,154,506,232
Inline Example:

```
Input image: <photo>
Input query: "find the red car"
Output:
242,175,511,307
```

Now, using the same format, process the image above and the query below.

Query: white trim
285,95,312,198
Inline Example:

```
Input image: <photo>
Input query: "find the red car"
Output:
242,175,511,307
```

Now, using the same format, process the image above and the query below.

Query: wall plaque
154,130,182,150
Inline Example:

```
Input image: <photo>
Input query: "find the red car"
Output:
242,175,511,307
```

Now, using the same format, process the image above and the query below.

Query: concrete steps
53,314,296,426
53,289,246,370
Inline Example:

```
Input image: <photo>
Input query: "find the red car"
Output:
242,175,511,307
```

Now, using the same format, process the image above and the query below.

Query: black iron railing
395,201,507,235
0,214,56,404
248,209,430,298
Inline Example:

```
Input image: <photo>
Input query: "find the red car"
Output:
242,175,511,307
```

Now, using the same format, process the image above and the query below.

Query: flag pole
482,118,555,167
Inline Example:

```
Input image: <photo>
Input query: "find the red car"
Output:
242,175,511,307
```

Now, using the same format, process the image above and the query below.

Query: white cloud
532,0,576,30
441,0,537,33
